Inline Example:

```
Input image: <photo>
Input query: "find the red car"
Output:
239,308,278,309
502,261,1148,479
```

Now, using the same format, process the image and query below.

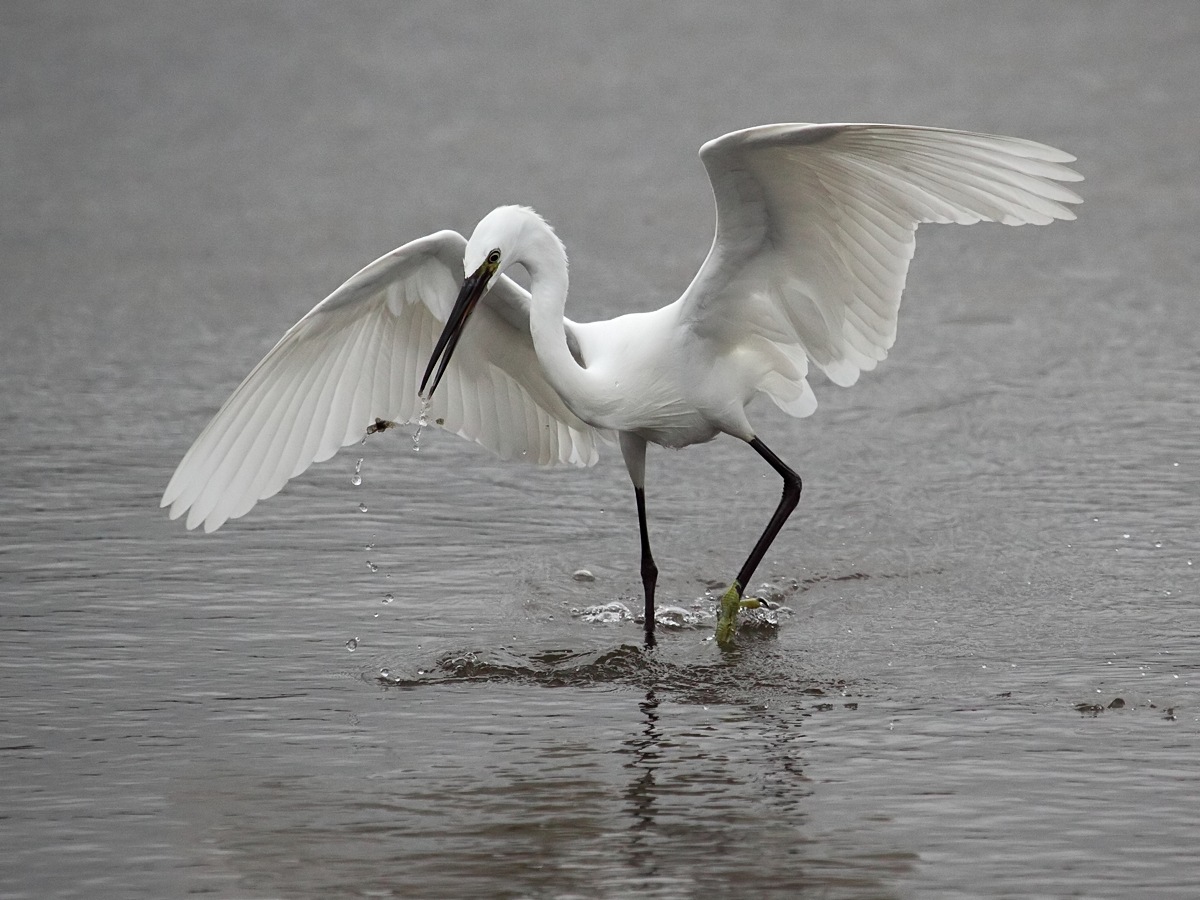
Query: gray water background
2,3,1198,897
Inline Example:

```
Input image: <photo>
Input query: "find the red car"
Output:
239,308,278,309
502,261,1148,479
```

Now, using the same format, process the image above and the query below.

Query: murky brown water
3,3,1198,898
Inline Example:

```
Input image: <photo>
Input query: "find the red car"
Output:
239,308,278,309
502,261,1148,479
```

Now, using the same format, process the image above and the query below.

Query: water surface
2,3,1198,898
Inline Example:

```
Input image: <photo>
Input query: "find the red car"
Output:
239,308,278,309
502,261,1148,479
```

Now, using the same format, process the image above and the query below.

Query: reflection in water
620,691,664,888
626,689,662,833
364,640,905,897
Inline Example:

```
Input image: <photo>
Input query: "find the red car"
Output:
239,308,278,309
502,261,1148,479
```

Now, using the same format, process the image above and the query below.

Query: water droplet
366,560,379,573
655,605,703,628
572,568,595,582
1123,534,1131,540
1154,541,1163,549
382,593,394,603
380,667,390,679
358,502,368,513
345,637,359,651
412,399,431,452
351,457,363,486
576,601,634,624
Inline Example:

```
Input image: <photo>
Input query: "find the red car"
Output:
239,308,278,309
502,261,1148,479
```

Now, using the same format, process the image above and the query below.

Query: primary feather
161,230,600,532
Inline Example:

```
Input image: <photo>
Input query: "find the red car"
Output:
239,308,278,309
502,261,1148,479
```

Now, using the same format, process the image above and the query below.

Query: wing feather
679,123,1082,406
163,229,601,532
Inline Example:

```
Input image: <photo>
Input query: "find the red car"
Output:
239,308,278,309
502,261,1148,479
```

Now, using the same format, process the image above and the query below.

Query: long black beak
419,260,494,400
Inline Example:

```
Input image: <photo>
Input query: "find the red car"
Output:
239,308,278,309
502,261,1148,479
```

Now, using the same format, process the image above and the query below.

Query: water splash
736,603,791,632
574,601,634,624
655,605,709,628
570,587,793,634
412,398,431,452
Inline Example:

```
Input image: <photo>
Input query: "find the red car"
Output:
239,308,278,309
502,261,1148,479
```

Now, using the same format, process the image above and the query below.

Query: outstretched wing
162,229,601,532
678,123,1083,416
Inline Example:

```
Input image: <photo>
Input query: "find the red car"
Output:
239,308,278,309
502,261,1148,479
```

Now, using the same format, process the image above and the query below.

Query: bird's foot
715,582,743,644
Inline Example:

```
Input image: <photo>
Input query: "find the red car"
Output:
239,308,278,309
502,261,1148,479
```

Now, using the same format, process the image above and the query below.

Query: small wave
373,641,854,710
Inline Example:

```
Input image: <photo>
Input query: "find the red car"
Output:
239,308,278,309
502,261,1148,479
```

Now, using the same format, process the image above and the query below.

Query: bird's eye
487,249,501,265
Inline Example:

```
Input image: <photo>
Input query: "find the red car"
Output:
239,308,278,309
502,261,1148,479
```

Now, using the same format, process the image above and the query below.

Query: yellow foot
715,582,742,644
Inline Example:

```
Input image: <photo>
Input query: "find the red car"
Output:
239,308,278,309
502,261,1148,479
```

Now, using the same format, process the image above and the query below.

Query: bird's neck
522,233,598,417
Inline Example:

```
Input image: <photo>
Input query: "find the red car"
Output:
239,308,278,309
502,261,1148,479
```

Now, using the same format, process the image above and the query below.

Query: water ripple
373,641,857,713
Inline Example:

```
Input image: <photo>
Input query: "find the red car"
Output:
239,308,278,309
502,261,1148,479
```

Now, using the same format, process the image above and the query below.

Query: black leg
716,437,802,642
635,486,658,647
734,437,803,591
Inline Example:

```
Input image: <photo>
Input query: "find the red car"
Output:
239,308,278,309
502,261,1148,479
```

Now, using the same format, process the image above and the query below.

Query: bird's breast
565,306,738,448
571,370,722,449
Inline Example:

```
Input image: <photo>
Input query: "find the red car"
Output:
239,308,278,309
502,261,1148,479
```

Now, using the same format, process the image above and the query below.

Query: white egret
162,123,1081,645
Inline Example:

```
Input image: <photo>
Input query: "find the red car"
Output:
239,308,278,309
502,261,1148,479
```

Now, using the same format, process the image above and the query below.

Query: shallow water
3,3,1199,898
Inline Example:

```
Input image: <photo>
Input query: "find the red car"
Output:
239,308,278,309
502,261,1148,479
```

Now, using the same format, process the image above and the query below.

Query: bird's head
420,206,558,400
461,205,527,280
